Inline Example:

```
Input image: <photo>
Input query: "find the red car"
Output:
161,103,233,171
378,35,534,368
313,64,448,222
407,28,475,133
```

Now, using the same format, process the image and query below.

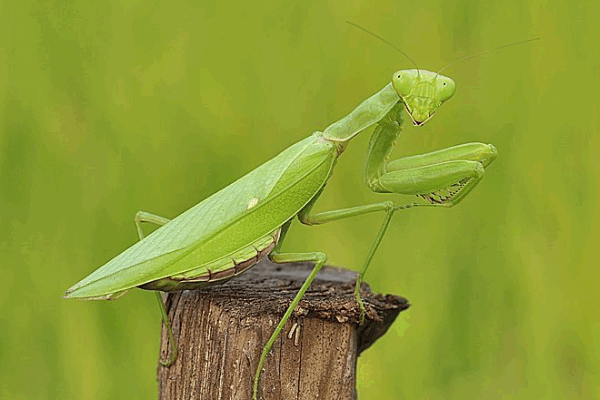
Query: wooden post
157,260,409,400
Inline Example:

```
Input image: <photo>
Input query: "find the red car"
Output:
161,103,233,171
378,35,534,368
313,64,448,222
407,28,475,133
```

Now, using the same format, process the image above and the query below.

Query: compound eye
437,77,456,102
392,70,413,98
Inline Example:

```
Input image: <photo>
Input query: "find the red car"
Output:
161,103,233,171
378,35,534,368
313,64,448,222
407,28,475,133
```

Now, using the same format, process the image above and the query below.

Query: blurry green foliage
1,0,598,399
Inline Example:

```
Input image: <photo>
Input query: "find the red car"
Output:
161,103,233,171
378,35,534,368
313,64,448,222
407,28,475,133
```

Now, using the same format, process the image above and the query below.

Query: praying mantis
64,25,536,399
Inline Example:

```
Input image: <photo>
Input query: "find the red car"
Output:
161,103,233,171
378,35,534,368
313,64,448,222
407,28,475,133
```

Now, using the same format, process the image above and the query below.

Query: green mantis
62,28,516,399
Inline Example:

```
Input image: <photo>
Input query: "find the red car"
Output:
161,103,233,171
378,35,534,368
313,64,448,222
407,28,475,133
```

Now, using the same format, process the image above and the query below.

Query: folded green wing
65,133,337,299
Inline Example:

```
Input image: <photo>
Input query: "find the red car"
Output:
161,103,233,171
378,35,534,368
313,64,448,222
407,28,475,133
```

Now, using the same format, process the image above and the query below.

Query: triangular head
392,69,456,126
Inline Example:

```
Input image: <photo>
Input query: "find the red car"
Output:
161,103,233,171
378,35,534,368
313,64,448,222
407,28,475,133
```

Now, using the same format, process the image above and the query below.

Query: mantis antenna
345,21,420,74
436,37,540,75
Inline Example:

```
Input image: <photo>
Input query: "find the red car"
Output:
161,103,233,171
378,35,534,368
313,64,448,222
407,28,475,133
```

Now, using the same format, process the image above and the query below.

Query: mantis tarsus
63,26,538,399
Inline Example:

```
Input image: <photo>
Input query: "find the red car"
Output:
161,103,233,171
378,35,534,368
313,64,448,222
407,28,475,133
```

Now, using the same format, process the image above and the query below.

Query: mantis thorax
392,69,455,126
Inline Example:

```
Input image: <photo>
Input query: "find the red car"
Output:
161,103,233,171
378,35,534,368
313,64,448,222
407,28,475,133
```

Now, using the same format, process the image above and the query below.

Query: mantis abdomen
65,133,337,299
139,228,281,291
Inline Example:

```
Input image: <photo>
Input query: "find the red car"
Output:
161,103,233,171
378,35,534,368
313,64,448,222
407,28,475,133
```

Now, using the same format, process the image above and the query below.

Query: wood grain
156,260,409,400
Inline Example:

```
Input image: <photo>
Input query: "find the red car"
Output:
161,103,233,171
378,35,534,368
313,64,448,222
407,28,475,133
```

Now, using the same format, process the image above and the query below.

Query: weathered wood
157,260,409,400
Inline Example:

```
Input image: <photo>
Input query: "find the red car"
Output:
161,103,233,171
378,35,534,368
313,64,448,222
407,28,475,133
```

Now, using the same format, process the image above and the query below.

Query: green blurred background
1,0,598,398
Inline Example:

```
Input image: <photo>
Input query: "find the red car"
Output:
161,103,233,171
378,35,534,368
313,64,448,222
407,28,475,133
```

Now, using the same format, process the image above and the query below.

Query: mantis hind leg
134,210,170,239
134,210,178,367
253,251,328,400
154,292,177,366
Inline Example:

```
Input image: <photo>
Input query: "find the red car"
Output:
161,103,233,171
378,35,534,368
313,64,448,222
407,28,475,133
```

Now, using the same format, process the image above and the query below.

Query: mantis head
346,21,537,127
392,69,455,126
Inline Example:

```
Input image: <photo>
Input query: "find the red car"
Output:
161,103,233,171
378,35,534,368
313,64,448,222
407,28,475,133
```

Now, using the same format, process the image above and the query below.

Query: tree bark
157,260,409,400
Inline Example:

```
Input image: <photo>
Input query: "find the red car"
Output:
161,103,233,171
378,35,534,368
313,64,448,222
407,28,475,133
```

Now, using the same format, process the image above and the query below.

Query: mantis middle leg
134,211,178,367
299,103,497,320
252,198,418,398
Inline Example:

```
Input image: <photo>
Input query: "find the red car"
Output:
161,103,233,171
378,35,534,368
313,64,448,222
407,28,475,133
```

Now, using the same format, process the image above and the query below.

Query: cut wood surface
157,260,409,400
